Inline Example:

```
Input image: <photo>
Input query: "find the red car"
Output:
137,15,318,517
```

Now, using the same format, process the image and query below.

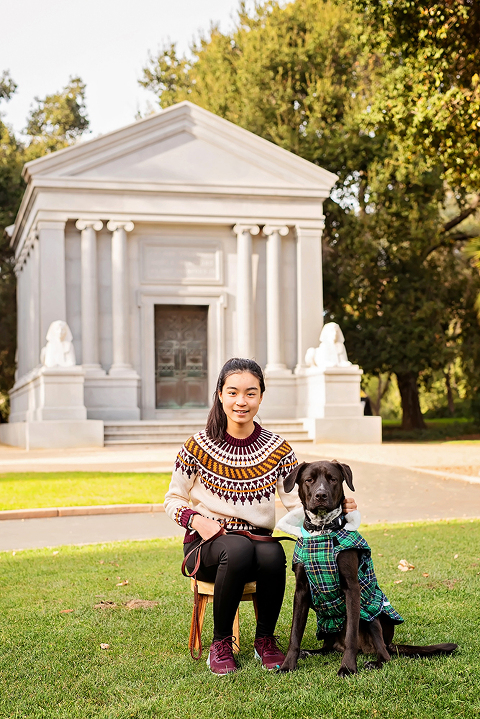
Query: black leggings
184,534,287,642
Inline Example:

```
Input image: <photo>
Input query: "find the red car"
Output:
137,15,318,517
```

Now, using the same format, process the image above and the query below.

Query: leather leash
182,528,295,659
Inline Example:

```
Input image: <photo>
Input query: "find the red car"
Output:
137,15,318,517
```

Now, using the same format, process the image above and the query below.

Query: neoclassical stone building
2,101,380,447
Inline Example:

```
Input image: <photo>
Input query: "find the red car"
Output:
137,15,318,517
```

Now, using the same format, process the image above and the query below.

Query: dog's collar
303,506,346,536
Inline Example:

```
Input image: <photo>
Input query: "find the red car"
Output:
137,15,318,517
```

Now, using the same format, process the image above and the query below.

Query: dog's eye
304,477,314,483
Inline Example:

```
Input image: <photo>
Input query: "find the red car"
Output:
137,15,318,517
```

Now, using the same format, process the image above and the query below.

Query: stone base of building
84,371,141,421
0,420,104,449
302,416,382,444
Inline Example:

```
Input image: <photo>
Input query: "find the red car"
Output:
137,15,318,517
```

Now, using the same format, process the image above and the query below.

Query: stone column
233,224,259,358
295,224,325,374
76,220,103,373
107,220,134,375
37,221,67,346
263,225,289,375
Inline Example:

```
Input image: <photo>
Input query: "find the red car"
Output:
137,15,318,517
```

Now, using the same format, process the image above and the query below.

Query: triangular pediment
23,102,337,192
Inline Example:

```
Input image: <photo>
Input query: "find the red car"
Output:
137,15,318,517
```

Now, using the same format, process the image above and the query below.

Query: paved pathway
3,439,480,473
2,441,480,552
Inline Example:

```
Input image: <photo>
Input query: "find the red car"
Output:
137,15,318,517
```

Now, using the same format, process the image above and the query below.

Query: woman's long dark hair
205,358,265,442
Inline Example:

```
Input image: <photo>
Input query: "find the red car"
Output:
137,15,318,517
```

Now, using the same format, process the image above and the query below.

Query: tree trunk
444,368,455,417
395,371,426,430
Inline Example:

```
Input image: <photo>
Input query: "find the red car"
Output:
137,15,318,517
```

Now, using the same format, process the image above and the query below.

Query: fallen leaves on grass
394,580,403,584
454,554,459,559
398,559,415,572
116,580,129,586
60,609,74,614
125,599,158,610
100,643,109,650
422,573,429,577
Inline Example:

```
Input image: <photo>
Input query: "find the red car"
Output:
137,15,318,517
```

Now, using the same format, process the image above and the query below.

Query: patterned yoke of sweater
293,528,404,639
164,422,301,543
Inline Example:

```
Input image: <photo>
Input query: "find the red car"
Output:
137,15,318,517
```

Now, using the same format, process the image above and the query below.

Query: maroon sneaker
207,637,238,675
254,636,285,670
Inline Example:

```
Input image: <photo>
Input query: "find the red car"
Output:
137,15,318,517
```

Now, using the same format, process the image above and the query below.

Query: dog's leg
337,550,361,677
279,563,311,672
364,617,391,669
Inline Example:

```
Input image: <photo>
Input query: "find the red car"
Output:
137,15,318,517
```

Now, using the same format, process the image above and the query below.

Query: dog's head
283,460,354,516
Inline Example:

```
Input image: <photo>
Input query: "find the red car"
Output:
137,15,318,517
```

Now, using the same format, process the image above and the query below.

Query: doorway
154,305,209,409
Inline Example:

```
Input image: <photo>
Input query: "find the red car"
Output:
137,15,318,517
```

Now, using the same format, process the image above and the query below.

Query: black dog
280,460,457,676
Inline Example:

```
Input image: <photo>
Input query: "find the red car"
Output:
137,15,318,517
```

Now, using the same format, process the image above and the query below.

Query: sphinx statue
40,320,76,368
305,322,352,369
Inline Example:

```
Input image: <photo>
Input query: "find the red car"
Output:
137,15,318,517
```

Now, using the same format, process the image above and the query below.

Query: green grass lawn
382,418,480,443
1,520,478,719
0,472,171,511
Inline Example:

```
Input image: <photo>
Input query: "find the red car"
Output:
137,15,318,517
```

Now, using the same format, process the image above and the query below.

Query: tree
0,74,23,416
0,76,89,417
322,159,480,430
353,1,480,218
140,0,480,429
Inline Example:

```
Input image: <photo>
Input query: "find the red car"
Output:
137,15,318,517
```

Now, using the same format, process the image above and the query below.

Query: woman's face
218,372,263,429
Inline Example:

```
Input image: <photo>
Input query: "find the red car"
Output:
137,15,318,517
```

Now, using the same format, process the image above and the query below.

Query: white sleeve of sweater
163,457,198,528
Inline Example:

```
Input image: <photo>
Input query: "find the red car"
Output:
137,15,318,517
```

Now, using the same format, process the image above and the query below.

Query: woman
164,357,356,675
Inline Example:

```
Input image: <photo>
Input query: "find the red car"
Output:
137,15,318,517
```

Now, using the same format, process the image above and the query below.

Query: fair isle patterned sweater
164,422,301,543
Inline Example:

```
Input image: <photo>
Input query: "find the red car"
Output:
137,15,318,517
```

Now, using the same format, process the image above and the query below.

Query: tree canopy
355,1,480,202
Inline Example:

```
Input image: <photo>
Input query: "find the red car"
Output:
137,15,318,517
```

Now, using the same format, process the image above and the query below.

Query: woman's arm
164,445,224,539
164,446,200,529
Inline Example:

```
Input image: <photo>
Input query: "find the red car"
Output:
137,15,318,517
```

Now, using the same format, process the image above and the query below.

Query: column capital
263,225,289,236
76,220,103,232
233,224,260,236
295,221,325,236
107,220,135,232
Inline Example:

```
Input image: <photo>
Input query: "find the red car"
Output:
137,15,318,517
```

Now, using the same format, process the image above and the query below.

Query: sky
0,0,249,139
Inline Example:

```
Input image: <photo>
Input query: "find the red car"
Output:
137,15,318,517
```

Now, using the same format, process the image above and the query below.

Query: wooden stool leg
232,608,240,652
189,594,208,653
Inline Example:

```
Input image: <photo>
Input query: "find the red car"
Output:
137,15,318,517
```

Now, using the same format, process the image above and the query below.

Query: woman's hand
343,497,357,514
191,515,224,540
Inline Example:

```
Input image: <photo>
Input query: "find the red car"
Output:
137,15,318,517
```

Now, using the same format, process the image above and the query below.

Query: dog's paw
337,664,357,678
277,664,296,673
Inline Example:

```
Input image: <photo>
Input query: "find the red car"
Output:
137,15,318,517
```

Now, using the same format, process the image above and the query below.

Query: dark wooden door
154,305,208,409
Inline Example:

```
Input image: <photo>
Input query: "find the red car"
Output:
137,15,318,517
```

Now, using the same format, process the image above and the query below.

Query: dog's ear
331,460,355,492
283,462,309,493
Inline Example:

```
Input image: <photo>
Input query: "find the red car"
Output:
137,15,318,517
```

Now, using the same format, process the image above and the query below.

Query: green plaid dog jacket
293,527,403,638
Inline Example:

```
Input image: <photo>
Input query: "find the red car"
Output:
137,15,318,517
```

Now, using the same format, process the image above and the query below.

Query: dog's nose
315,490,328,501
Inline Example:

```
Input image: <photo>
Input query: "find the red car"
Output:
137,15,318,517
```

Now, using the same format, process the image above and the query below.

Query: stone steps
103,419,311,445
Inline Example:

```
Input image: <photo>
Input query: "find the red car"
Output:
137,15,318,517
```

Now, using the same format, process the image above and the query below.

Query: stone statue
41,321,76,368
305,322,352,369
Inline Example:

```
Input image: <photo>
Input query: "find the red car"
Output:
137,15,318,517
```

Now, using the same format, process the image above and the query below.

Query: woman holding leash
164,357,357,675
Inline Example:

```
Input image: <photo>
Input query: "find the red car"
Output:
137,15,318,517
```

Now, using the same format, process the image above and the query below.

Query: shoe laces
257,635,283,656
212,636,238,661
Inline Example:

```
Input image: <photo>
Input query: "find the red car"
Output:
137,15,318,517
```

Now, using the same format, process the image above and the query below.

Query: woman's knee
254,543,286,575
